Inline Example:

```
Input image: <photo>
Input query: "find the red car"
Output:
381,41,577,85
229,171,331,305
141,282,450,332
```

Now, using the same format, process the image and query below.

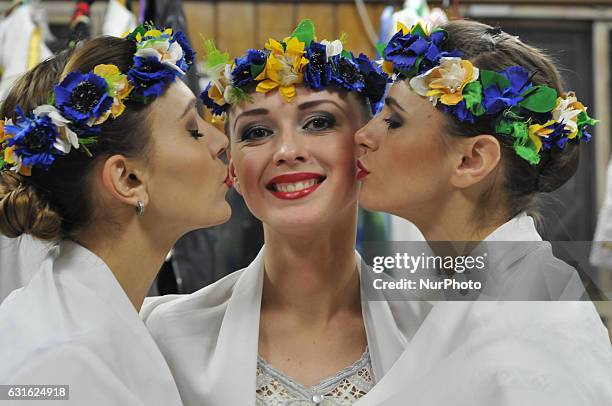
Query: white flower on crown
32,105,79,154
321,39,343,60
409,57,479,106
552,92,584,138
135,39,185,74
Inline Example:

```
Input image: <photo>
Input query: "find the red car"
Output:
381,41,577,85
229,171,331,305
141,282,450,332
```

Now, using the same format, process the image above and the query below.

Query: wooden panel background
182,1,386,60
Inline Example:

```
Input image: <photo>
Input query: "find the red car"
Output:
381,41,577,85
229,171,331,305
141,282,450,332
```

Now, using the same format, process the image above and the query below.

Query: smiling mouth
266,174,326,200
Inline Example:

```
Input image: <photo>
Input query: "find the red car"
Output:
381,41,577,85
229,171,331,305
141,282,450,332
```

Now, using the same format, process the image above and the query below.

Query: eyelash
303,114,336,132
240,126,272,142
238,114,337,142
383,115,402,129
189,129,204,139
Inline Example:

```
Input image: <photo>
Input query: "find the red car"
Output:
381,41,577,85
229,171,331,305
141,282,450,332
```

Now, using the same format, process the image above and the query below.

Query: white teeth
273,179,318,193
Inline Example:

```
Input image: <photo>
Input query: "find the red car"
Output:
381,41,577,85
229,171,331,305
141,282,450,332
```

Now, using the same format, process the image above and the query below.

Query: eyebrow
297,99,343,111
385,97,406,112
233,108,270,132
180,98,198,119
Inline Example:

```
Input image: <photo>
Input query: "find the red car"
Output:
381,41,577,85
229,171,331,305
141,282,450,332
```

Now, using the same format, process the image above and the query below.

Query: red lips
267,172,325,200
356,160,370,181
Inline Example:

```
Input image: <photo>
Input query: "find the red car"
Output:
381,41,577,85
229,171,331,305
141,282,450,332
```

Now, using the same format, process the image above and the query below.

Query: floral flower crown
200,19,389,121
0,24,195,176
382,22,597,165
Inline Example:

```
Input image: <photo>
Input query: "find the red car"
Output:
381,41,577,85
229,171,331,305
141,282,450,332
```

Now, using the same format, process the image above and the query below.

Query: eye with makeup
186,117,204,139
383,113,403,130
239,125,273,142
302,113,336,132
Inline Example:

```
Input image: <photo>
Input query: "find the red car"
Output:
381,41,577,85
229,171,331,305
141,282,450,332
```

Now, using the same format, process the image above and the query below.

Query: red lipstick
224,171,233,188
267,172,325,200
356,160,370,181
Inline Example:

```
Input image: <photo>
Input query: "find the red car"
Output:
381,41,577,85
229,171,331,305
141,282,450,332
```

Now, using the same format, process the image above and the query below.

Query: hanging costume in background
142,215,612,406
0,1,52,101
387,0,448,40
0,235,51,303
0,242,183,405
102,0,137,38
591,156,612,268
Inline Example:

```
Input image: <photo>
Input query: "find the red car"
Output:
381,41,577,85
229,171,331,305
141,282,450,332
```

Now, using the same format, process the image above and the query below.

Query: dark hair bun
536,142,580,193
0,171,61,240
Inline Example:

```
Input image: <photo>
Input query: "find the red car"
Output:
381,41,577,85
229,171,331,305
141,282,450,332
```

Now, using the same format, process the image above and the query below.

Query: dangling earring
136,201,145,216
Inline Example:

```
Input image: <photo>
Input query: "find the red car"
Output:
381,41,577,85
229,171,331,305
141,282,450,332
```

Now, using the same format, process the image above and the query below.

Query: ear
100,155,149,210
227,153,242,195
449,135,501,189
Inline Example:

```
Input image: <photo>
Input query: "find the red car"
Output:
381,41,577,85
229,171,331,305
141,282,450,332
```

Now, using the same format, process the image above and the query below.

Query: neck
78,218,178,311
261,204,360,322
408,191,505,242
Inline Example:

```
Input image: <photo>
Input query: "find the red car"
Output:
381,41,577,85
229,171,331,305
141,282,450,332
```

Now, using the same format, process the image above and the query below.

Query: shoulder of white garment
7,343,147,405
142,266,248,338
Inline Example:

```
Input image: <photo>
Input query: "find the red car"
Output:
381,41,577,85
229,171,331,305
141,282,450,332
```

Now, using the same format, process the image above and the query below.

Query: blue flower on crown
330,54,365,93
4,107,64,169
54,72,113,125
384,26,460,77
354,53,388,114
444,101,477,124
482,66,532,115
175,31,196,72
128,56,180,99
232,49,267,88
304,42,332,90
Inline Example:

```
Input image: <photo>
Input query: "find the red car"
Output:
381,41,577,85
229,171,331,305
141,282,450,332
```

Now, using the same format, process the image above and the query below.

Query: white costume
102,0,137,38
0,241,183,406
0,3,53,101
0,234,51,303
142,215,612,406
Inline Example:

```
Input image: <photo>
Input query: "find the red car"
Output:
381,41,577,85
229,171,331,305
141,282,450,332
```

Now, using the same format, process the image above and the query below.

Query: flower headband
200,19,389,121
382,22,597,165
0,25,195,176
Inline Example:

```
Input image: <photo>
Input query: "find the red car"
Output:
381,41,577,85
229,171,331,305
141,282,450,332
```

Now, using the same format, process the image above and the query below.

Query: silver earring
136,201,145,216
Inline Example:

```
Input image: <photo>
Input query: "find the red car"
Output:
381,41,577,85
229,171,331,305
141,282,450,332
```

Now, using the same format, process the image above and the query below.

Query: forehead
229,86,364,119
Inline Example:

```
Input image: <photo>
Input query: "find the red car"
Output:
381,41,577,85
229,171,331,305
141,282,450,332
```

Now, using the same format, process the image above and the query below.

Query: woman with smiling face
353,20,612,405
142,21,432,406
0,27,230,405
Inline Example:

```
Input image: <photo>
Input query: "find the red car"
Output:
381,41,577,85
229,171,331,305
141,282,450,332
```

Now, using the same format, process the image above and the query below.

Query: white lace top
255,349,374,405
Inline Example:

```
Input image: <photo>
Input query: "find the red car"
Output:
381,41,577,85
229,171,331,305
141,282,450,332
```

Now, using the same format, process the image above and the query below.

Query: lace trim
256,348,374,405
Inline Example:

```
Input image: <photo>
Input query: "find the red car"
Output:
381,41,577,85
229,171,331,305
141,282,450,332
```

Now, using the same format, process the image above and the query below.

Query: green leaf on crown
410,22,428,38
375,42,386,57
401,55,424,78
514,141,540,165
0,156,4,171
202,39,230,70
291,19,315,46
341,50,353,60
250,63,265,79
519,86,557,112
226,86,253,105
577,110,598,128
462,81,485,117
479,70,510,92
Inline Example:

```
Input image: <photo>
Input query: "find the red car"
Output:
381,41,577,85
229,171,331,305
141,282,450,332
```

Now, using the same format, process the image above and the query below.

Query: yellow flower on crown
92,64,133,124
255,37,309,102
528,120,556,152
409,57,479,106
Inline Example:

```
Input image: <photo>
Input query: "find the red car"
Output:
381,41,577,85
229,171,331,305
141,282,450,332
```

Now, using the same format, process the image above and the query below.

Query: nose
354,118,382,158
272,130,309,166
211,126,229,159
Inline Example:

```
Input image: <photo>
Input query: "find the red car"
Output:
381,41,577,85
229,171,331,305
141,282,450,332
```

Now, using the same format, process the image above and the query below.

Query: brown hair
439,20,578,221
0,36,153,241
